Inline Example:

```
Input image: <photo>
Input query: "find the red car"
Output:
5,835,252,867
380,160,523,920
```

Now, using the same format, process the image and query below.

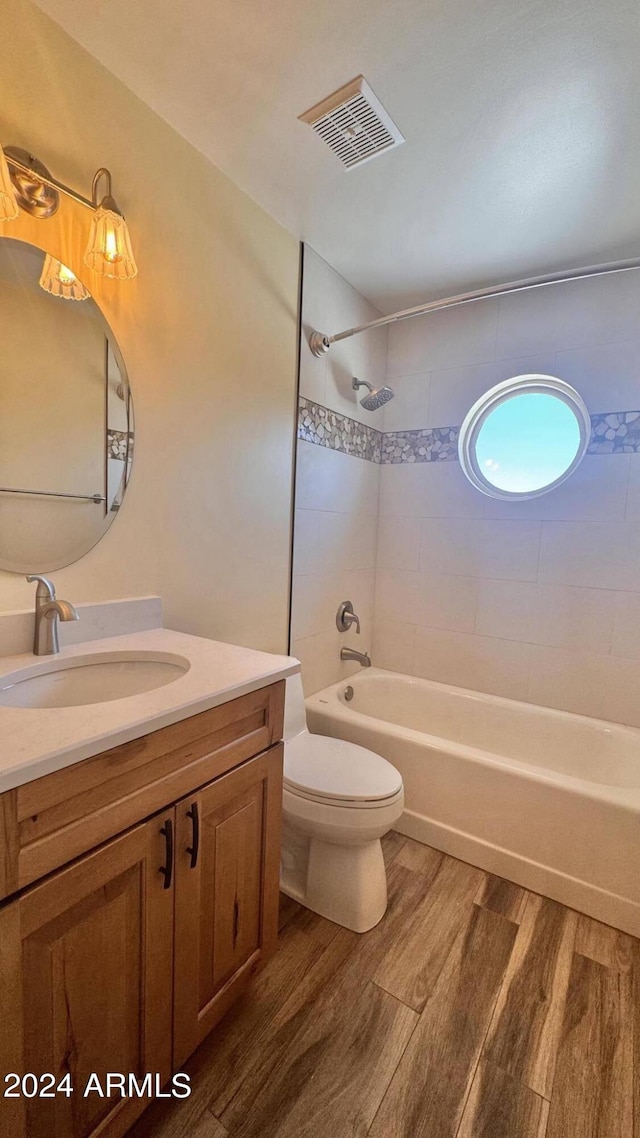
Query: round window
458,375,591,500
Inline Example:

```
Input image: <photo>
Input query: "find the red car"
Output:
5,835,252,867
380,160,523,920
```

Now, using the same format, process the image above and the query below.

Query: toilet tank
284,673,308,741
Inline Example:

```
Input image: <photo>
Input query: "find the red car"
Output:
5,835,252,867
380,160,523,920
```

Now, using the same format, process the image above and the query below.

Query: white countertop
0,628,299,793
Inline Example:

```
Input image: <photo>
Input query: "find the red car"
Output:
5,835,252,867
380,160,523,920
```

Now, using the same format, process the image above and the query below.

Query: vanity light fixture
1,146,138,280
39,254,90,301
0,146,19,221
84,168,137,280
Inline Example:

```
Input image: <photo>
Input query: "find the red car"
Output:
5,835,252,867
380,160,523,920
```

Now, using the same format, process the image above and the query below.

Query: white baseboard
396,808,640,938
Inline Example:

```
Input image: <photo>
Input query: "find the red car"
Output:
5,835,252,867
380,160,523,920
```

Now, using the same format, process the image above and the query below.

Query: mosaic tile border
107,429,134,461
298,398,381,462
587,411,640,454
297,400,640,464
382,427,459,463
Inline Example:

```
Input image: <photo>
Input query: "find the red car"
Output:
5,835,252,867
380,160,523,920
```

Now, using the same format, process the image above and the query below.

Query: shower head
361,386,394,411
352,377,395,412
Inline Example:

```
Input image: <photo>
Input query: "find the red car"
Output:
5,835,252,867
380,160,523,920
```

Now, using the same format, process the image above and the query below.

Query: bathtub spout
340,647,371,667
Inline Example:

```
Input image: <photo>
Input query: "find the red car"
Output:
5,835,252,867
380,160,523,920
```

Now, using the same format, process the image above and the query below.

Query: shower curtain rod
307,256,640,356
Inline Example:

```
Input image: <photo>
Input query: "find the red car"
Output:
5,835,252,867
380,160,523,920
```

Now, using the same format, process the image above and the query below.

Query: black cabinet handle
159,818,173,889
186,802,199,870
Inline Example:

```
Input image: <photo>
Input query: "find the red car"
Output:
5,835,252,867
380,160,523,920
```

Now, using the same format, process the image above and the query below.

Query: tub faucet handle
336,600,361,634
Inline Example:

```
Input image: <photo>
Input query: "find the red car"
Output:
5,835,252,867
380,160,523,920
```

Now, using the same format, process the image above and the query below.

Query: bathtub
306,668,640,936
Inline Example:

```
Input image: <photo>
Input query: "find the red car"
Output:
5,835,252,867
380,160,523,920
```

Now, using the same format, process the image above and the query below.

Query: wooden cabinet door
0,814,174,1138
172,744,283,1067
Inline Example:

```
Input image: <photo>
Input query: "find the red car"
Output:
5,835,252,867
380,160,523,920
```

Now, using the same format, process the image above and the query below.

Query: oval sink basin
0,651,191,709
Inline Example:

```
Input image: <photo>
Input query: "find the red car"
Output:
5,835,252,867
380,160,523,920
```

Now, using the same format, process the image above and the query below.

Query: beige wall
291,248,387,693
374,270,640,727
0,0,299,653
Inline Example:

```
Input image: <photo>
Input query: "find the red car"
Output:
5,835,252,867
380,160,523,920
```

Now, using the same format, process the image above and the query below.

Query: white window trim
458,374,591,500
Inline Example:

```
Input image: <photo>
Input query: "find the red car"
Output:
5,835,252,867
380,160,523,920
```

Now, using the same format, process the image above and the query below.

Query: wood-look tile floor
131,833,638,1138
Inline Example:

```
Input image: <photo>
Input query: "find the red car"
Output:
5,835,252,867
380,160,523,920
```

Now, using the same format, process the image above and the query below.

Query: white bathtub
306,668,640,936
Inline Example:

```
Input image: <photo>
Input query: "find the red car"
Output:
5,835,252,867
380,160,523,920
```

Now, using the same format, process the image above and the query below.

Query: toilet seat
285,782,405,810
284,732,403,807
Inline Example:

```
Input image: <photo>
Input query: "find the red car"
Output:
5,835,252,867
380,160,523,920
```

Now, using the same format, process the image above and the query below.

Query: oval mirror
0,237,133,573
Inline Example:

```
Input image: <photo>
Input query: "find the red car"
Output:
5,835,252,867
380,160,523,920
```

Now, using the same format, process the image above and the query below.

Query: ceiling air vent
299,75,404,170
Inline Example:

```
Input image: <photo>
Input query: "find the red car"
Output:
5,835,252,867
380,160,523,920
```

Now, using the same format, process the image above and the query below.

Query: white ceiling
35,0,640,313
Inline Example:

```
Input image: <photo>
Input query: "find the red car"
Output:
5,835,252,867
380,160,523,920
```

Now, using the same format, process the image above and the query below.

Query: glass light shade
84,206,138,280
0,147,19,221
39,254,90,301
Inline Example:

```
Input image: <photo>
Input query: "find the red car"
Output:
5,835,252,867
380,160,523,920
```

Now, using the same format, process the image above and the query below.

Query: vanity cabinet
173,747,281,1066
0,817,174,1138
0,681,284,1138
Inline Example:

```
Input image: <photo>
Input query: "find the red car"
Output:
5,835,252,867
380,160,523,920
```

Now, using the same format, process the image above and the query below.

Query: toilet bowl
280,673,404,932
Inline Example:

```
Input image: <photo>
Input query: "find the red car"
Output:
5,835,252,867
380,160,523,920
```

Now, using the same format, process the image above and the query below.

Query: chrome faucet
27,575,79,656
340,646,371,668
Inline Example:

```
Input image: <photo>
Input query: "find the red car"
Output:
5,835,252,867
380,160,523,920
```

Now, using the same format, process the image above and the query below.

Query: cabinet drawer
0,680,284,900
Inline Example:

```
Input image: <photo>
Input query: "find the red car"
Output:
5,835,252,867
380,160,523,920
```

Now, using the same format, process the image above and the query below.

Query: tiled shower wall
292,253,640,727
374,270,640,727
291,249,387,694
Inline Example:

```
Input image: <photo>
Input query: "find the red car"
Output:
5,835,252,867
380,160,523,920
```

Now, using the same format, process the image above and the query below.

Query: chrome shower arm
308,256,640,356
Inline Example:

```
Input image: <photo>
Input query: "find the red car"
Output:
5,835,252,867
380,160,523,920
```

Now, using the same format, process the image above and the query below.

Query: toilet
280,674,404,933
